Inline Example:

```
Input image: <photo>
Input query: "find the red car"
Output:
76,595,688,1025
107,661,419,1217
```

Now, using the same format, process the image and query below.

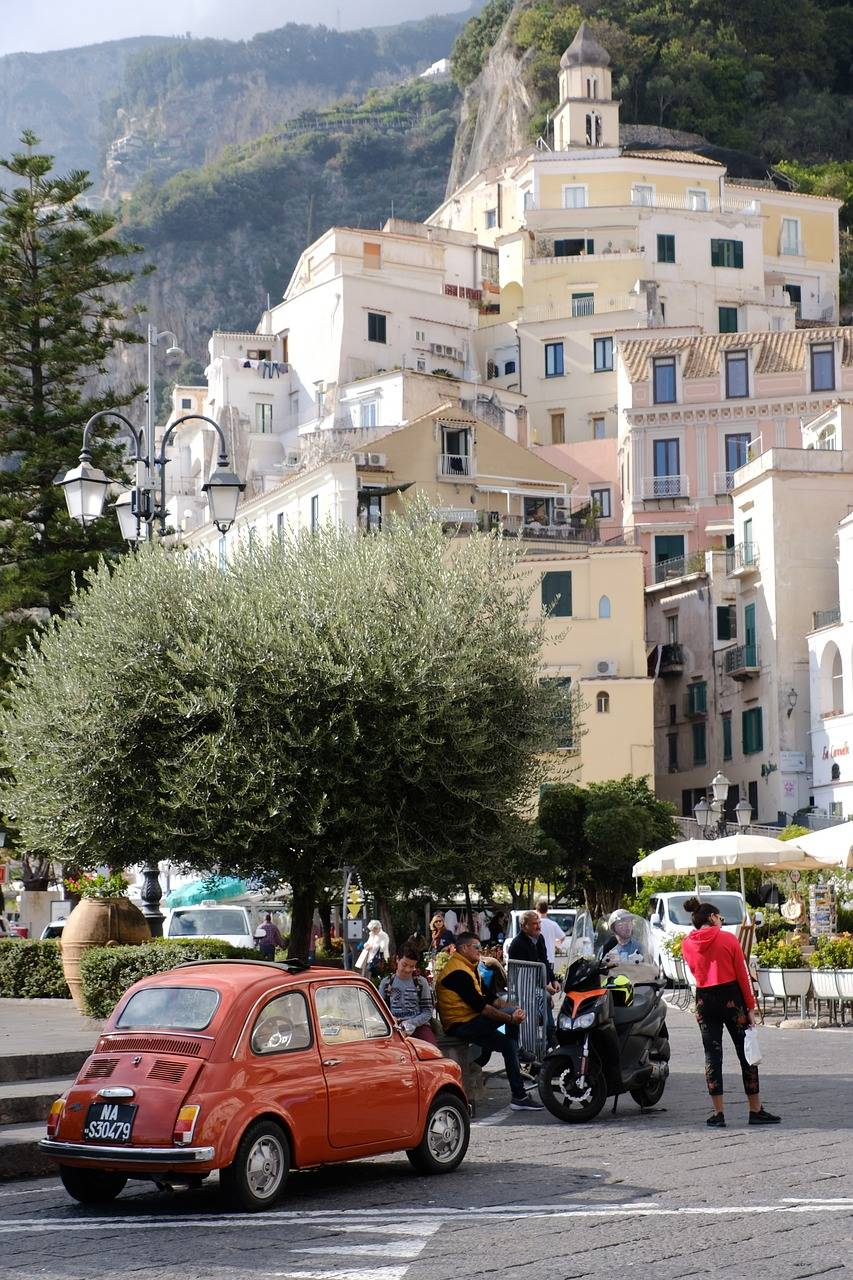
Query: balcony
648,551,706,585
571,296,594,317
723,643,760,680
813,607,841,630
726,542,759,576
658,644,686,676
641,475,690,500
714,470,735,495
438,454,474,479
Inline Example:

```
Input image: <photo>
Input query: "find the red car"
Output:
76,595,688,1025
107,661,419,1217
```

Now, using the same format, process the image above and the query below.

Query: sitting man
435,932,543,1111
379,948,438,1046
507,909,560,1049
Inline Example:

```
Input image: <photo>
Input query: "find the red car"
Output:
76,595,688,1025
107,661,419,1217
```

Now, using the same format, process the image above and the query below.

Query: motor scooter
538,910,670,1123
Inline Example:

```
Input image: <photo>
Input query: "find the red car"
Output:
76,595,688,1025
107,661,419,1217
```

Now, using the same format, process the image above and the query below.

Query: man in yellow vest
435,932,544,1111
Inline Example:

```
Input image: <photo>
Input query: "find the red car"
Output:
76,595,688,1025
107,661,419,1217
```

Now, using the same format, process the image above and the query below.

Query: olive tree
1,510,562,954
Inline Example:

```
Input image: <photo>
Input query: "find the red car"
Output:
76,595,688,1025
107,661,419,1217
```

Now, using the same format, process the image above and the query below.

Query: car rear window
167,909,248,937
117,986,220,1030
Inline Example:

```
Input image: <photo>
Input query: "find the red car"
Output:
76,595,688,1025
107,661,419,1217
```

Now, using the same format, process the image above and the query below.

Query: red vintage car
41,959,469,1212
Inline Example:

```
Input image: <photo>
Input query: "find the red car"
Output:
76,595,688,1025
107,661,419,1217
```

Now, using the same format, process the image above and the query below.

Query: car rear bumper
39,1139,215,1165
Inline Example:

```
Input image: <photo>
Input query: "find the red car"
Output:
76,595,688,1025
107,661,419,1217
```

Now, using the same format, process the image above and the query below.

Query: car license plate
83,1102,137,1143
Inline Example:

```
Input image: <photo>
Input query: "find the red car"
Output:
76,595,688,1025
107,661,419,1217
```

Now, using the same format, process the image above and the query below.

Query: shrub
314,936,343,959
837,906,853,934
757,908,796,939
0,939,70,999
662,933,684,960
755,939,805,969
79,938,256,1018
810,935,853,969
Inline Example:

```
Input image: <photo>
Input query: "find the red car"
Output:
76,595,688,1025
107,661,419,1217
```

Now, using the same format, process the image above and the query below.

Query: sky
0,0,474,56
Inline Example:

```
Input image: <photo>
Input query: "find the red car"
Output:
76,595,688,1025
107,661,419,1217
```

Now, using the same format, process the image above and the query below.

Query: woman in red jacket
681,897,781,1128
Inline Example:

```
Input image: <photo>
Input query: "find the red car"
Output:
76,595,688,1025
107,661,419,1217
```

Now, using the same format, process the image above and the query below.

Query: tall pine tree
0,131,144,677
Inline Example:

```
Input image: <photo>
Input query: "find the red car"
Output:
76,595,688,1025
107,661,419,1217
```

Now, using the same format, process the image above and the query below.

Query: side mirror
651,919,663,929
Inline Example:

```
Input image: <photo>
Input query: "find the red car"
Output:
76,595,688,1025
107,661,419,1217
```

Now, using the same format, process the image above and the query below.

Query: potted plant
810,935,853,1020
61,872,150,1009
755,938,812,1016
661,932,693,989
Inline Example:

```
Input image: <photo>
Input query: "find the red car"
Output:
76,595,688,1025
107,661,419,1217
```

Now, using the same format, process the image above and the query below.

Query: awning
358,481,414,498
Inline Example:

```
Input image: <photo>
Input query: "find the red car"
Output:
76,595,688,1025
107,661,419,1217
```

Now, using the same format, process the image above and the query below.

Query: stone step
0,1077,74,1126
0,1049,90,1085
0,1122,56,1181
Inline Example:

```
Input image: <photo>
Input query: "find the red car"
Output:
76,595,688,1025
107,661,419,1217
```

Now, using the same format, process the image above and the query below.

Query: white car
647,890,749,974
163,903,258,950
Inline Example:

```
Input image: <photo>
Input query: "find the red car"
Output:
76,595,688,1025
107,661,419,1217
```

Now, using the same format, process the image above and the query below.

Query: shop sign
779,751,806,772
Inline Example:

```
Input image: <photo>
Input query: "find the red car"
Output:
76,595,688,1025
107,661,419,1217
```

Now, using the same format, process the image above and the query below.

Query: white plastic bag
744,1025,762,1066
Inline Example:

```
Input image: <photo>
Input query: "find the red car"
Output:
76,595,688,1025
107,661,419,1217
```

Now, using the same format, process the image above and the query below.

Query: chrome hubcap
245,1134,285,1198
426,1106,464,1163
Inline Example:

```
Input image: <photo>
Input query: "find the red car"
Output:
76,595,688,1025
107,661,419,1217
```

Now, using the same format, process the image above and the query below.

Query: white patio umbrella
633,834,823,894
790,822,853,870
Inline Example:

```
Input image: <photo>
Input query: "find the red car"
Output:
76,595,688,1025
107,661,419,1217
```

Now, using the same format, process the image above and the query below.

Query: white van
647,890,749,971
163,903,258,950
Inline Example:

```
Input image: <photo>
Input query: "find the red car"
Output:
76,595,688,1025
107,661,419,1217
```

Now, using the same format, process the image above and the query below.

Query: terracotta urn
60,897,150,1010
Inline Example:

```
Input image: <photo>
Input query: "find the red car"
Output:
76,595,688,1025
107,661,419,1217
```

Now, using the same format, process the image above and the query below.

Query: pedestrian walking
379,948,438,1046
536,900,566,965
435,932,543,1111
255,913,284,961
681,897,781,1128
355,919,390,978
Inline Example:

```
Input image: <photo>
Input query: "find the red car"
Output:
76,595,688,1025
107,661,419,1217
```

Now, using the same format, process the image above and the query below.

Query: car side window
251,992,312,1055
315,985,367,1044
314,984,392,1044
359,986,392,1040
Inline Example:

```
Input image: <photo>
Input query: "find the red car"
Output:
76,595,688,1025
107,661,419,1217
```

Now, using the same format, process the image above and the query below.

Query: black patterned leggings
695,981,759,1098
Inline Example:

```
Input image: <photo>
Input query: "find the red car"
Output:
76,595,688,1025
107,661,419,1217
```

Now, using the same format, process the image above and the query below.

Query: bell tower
552,23,619,151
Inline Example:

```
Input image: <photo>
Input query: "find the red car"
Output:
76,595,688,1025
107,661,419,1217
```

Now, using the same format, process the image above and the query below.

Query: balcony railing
726,542,759,574
641,475,690,500
438,453,473,478
714,470,736,494
659,643,686,674
524,193,759,215
723,643,760,678
571,296,594,317
649,551,706,585
517,294,639,324
813,607,841,630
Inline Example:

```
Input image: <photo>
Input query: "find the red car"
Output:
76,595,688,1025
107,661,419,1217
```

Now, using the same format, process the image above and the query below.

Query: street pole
342,866,353,970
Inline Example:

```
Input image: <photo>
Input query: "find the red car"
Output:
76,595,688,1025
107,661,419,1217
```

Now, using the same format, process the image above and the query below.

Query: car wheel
538,1054,608,1123
406,1092,470,1175
219,1119,290,1212
59,1165,127,1205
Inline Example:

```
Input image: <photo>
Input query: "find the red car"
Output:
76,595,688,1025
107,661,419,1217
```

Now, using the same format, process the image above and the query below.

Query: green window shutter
542,571,572,617
692,722,707,766
734,240,743,269
711,239,722,267
586,238,595,255
716,605,731,640
722,714,732,761
754,707,763,752
742,707,763,754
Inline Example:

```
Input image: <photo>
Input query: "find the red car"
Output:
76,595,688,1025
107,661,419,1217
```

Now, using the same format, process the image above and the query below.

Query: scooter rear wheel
538,1054,607,1123
629,1075,667,1109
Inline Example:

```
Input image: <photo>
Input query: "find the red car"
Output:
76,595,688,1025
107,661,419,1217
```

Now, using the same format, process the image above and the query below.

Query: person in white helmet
604,909,644,966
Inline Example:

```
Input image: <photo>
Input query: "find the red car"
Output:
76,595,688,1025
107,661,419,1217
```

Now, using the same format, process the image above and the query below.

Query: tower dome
560,22,611,69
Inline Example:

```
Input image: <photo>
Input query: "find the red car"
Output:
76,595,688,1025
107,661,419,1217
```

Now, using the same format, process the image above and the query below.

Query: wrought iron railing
723,643,759,675
642,474,689,499
813,607,841,630
726,542,759,573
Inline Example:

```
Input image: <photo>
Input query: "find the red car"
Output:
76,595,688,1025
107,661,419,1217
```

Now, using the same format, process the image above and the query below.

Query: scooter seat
611,985,657,1025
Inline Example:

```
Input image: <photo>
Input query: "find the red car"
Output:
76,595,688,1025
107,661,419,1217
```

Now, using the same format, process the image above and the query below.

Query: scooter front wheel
538,1054,607,1123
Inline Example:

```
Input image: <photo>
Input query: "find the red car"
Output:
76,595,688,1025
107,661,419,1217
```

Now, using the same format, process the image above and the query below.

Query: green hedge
79,938,258,1018
0,939,70,999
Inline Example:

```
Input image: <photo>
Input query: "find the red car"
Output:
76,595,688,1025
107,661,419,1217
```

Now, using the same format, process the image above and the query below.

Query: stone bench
435,1030,485,1112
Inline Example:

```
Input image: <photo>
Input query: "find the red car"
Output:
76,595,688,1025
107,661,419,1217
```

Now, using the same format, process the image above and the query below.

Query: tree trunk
289,877,316,961
376,894,396,958
317,898,332,950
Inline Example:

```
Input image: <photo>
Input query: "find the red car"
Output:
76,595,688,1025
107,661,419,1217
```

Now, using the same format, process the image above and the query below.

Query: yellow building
427,23,842,447
184,378,653,787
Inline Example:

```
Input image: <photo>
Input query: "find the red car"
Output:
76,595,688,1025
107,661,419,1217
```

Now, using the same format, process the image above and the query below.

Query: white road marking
273,1270,409,1280
323,1224,443,1237
782,1197,853,1204
2,1201,853,1233
473,1105,513,1126
292,1242,430,1259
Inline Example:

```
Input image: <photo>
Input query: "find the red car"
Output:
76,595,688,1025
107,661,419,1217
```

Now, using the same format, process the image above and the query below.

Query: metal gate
506,958,549,1063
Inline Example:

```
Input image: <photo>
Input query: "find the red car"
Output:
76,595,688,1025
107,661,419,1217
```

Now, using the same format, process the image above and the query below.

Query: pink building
616,327,853,583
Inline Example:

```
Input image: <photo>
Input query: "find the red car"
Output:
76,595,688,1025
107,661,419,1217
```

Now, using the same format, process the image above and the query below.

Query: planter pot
835,969,853,1001
811,970,841,1001
60,897,150,1010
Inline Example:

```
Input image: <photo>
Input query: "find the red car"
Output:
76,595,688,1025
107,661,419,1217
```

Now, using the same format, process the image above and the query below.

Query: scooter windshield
596,912,660,980
566,909,597,966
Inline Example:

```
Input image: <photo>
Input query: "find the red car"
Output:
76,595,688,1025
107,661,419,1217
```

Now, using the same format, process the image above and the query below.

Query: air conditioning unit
430,343,443,354
595,659,618,676
353,452,369,467
367,452,386,467
554,496,568,509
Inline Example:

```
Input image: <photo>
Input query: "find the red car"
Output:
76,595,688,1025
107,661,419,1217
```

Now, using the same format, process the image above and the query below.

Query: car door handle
322,1058,342,1067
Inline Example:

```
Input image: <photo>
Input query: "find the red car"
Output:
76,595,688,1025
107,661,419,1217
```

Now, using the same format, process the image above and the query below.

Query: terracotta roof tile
620,149,722,168
619,328,852,383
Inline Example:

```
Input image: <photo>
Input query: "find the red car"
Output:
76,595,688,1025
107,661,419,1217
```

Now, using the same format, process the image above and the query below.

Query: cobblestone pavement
1,1006,851,1280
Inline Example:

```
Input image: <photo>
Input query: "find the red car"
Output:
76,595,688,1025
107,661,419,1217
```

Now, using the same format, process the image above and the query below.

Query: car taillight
173,1105,200,1145
46,1098,65,1138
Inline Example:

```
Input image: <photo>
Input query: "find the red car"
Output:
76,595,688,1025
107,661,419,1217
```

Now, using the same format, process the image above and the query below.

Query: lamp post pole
694,772,753,891
56,326,246,938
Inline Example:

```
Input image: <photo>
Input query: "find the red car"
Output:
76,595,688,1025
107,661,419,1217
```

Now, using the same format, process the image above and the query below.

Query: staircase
0,1048,90,1179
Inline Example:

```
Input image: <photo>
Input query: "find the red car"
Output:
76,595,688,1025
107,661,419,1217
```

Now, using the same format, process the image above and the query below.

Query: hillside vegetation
452,0,853,163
